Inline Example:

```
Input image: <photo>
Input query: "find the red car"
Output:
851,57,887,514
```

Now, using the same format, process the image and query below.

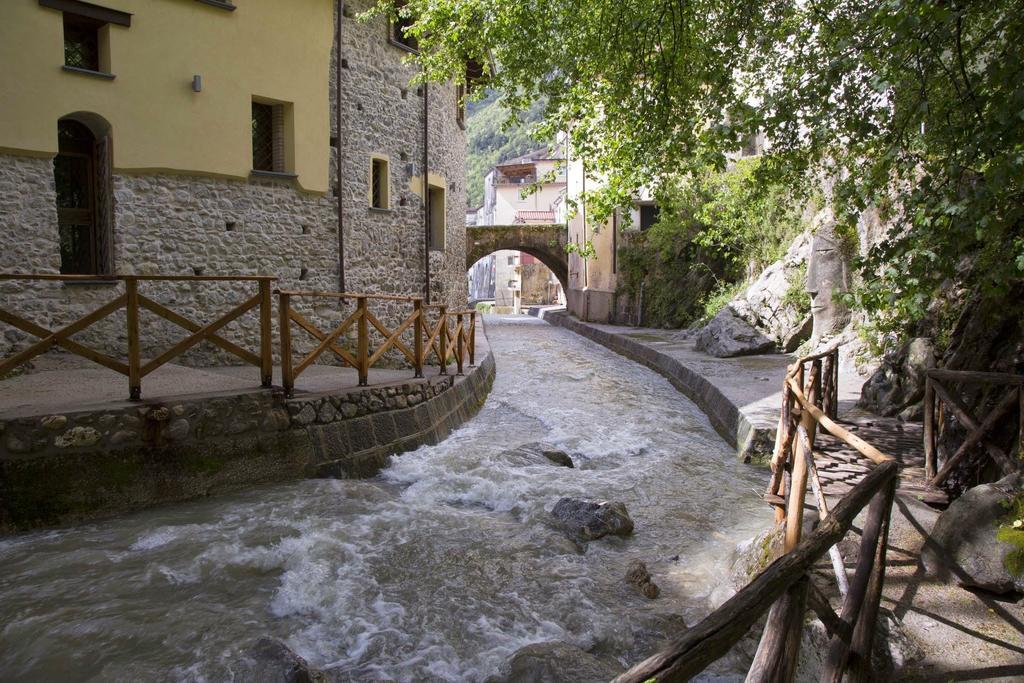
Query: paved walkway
0,360,461,420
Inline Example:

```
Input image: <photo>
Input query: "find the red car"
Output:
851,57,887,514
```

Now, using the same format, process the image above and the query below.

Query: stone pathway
814,410,949,506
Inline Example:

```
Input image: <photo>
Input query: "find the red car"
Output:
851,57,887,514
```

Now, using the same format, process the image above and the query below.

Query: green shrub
616,158,804,328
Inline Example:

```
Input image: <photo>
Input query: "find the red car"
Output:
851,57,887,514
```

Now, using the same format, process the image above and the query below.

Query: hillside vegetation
465,92,547,208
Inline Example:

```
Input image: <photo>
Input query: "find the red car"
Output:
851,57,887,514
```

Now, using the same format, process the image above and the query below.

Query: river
0,315,771,681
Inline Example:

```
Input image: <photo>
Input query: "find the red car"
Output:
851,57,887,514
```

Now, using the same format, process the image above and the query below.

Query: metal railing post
468,311,476,366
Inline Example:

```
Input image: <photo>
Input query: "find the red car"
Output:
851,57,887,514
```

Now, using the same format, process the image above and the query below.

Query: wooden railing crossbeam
293,306,362,378
366,309,418,366
137,294,260,367
288,308,358,367
614,461,899,683
0,294,127,377
1,275,275,399
0,306,129,376
139,293,261,377
276,291,475,396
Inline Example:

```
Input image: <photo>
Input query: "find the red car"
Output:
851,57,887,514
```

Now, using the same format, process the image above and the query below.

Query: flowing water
0,316,771,682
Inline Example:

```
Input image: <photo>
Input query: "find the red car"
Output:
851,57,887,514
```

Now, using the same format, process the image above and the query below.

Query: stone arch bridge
466,223,568,290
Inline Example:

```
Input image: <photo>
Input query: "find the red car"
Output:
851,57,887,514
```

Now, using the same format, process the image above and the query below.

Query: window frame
369,156,391,210
638,202,660,232
389,0,419,53
427,183,446,252
250,98,296,178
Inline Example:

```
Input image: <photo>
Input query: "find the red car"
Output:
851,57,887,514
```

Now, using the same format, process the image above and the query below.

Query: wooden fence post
125,277,141,400
357,296,369,386
832,349,840,419
786,363,821,550
924,376,936,480
279,293,294,398
438,305,448,375
469,311,476,366
413,299,424,378
811,359,824,411
259,279,273,388
746,576,810,683
821,475,896,682
456,313,465,375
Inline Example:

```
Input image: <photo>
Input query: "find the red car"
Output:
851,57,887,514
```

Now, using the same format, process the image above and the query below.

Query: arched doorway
54,114,113,275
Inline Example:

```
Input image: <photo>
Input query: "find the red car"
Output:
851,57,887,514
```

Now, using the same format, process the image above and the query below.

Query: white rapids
0,315,772,682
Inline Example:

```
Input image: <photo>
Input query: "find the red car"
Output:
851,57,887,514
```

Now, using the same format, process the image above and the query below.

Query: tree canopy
370,0,1024,338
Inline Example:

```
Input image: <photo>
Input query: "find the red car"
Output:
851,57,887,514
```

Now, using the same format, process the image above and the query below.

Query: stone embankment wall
0,339,495,533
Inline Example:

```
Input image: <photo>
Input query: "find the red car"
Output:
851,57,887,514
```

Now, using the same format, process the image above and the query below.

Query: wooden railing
278,290,476,397
924,369,1024,485
0,274,274,400
618,345,899,683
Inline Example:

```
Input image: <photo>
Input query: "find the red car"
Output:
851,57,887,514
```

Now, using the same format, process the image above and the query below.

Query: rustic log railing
0,274,275,400
923,369,1024,485
278,291,477,397
617,345,899,683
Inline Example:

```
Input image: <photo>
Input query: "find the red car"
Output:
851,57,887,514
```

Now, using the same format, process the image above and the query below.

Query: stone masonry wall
0,1,467,370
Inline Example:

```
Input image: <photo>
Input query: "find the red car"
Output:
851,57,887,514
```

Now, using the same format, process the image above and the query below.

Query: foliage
366,0,1024,342
616,160,804,328
465,91,548,208
782,263,811,320
996,494,1024,577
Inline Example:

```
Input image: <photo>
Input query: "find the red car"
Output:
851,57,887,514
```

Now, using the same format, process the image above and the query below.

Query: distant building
470,147,566,311
565,130,764,323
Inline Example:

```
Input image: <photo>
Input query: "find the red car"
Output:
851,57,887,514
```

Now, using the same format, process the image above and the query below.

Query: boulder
858,337,935,420
625,559,660,599
695,305,777,358
501,443,574,468
922,472,1024,595
728,232,813,352
484,642,624,683
730,524,786,590
541,448,574,468
551,498,634,541
234,638,330,683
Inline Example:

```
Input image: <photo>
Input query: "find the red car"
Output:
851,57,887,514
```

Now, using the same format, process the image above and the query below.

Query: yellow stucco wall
0,0,332,192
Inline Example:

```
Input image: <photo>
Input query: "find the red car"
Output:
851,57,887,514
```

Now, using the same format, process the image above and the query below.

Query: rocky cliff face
695,232,812,357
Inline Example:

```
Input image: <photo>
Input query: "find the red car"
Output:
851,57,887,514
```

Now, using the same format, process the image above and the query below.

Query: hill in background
465,92,548,209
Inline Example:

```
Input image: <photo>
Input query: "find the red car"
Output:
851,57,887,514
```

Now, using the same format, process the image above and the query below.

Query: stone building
470,147,565,311
0,0,468,364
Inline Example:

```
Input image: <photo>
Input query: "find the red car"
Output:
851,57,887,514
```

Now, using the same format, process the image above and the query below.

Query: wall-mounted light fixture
192,75,202,93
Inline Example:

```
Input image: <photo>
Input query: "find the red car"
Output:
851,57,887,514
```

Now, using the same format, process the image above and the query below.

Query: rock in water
922,472,1024,595
500,442,574,468
541,448,574,468
551,498,634,541
695,305,777,358
235,637,330,683
484,642,625,683
625,559,660,599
